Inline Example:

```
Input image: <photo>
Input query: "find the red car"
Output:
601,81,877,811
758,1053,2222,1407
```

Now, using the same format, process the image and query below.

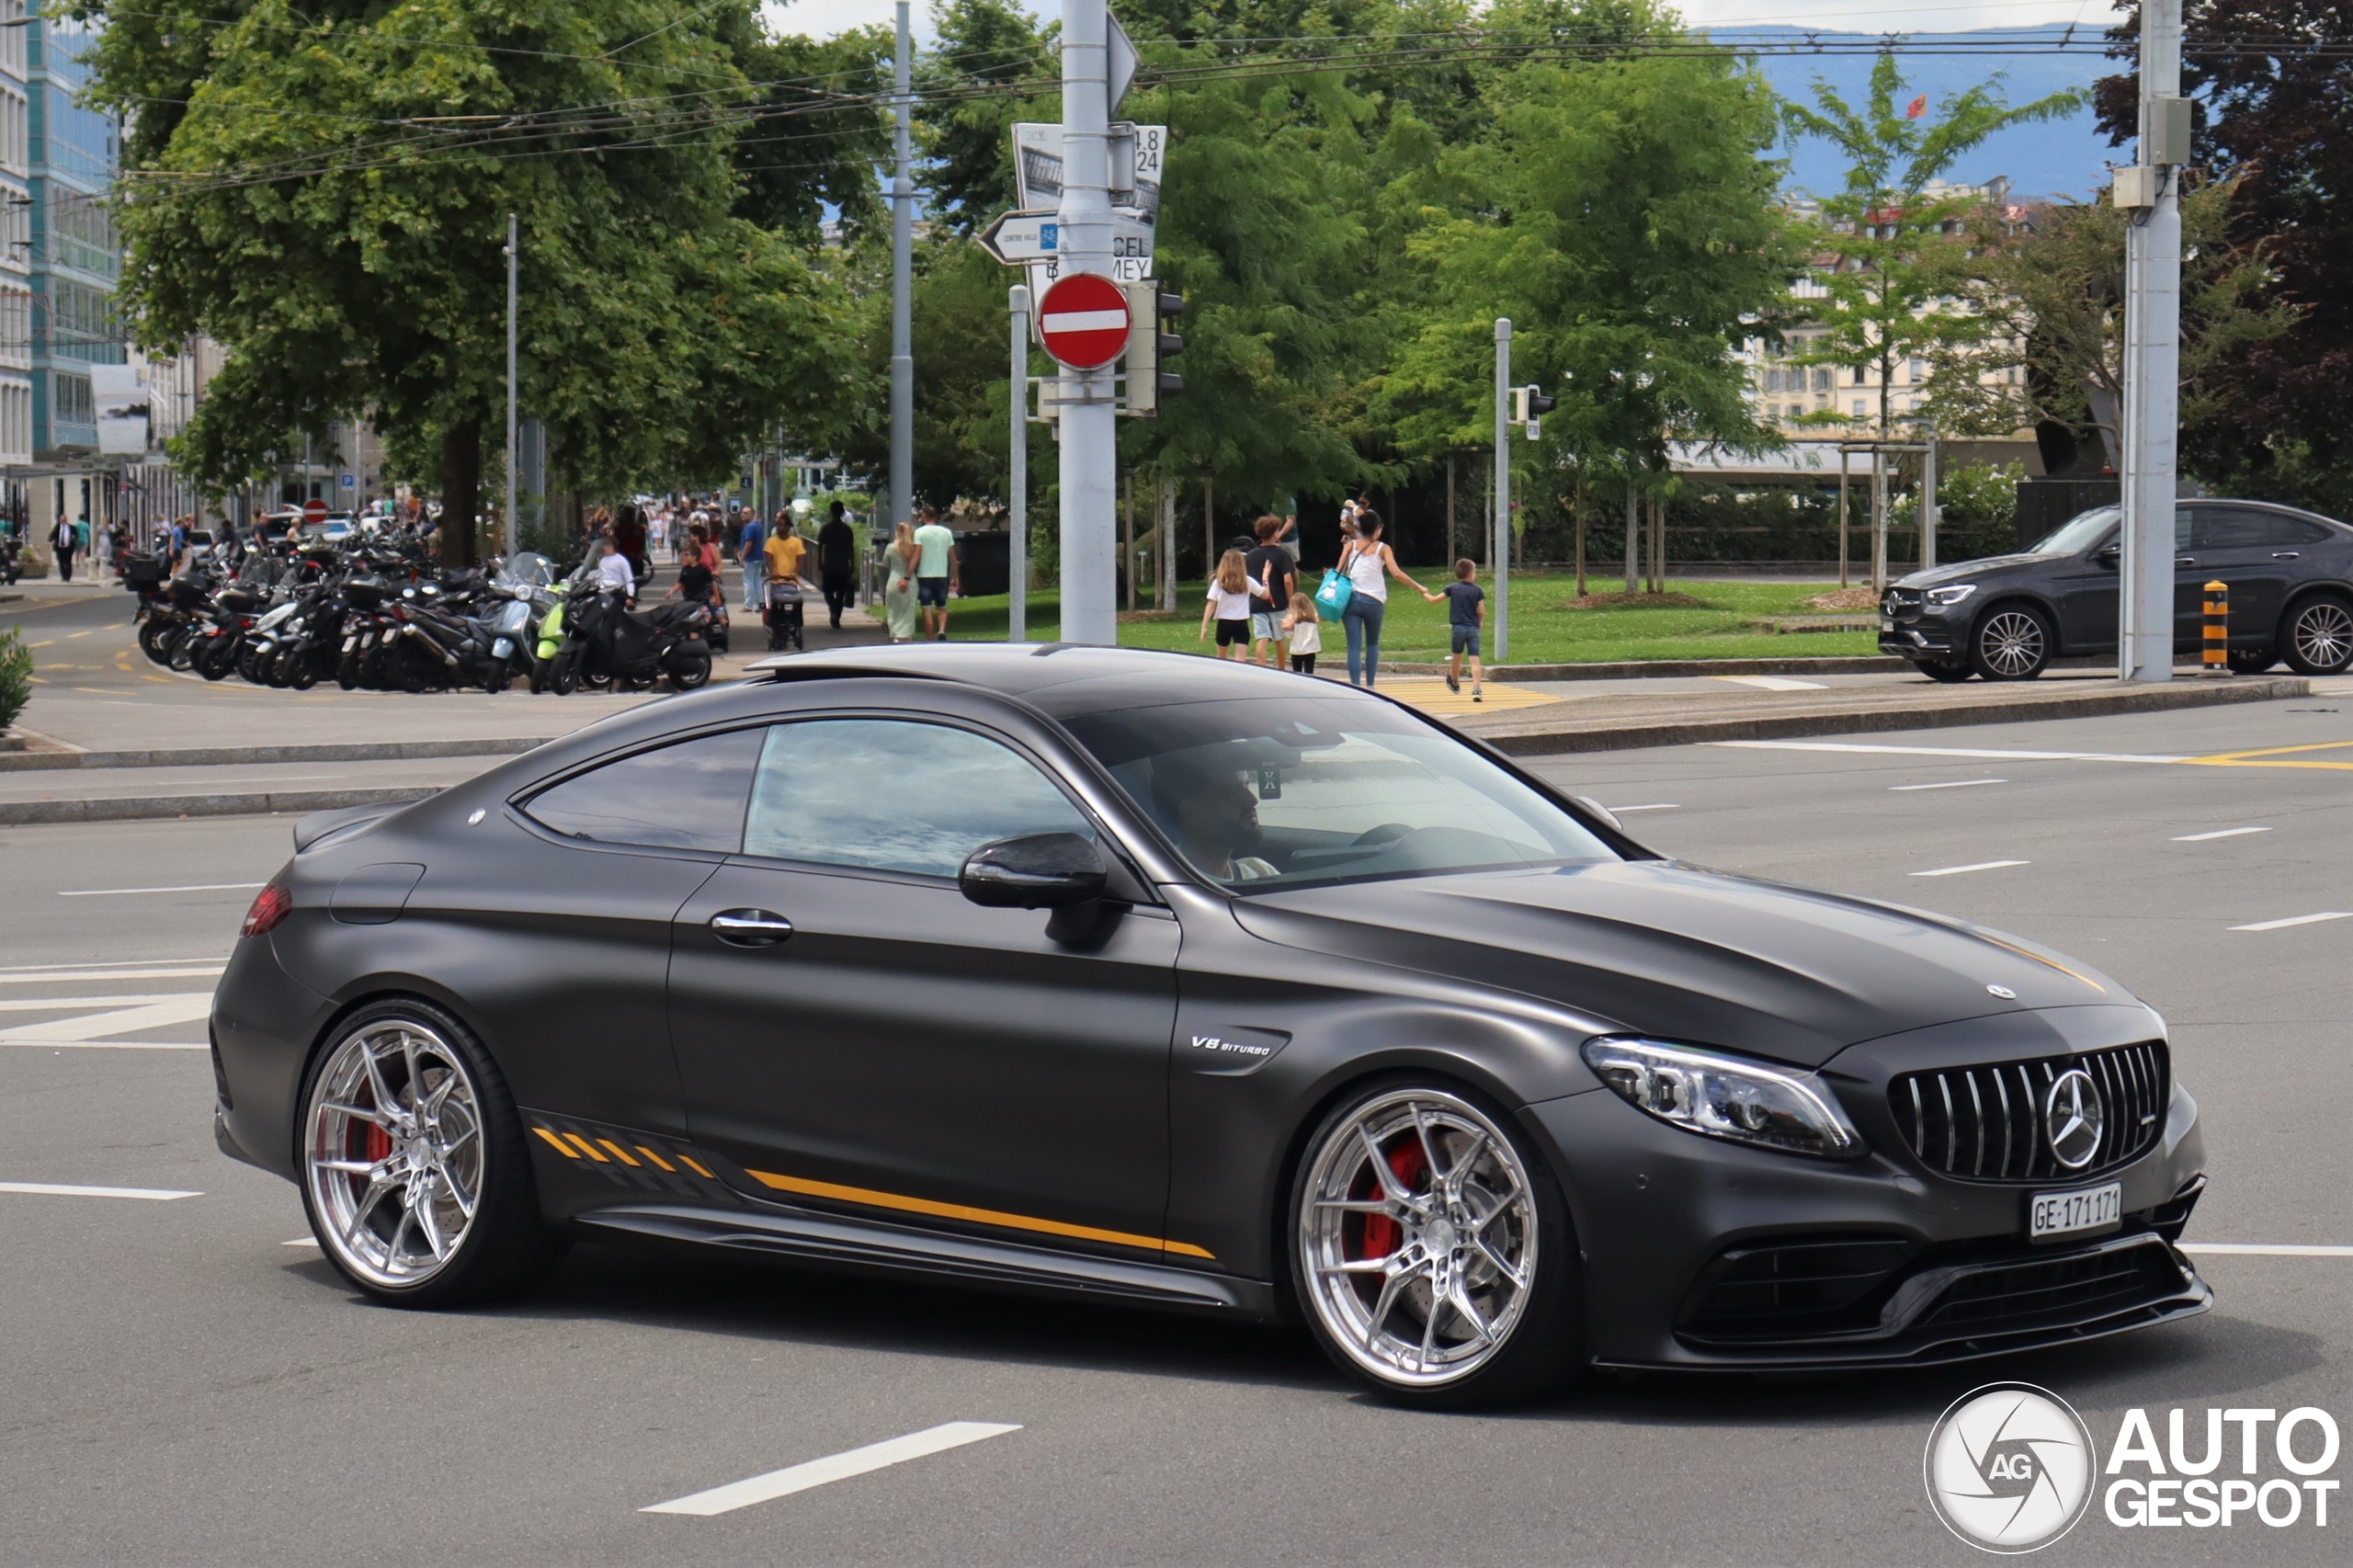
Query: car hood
1892,552,2055,590
1228,859,2127,1068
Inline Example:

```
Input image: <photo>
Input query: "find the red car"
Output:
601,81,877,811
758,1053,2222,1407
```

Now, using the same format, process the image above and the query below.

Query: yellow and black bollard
2203,579,2230,674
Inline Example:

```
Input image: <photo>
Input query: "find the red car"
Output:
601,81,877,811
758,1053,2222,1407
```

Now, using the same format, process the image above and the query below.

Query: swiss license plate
1881,618,1895,631
2029,1181,2122,1242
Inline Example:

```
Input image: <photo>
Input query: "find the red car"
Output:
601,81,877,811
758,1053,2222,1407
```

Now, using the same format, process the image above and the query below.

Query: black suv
1881,499,2353,680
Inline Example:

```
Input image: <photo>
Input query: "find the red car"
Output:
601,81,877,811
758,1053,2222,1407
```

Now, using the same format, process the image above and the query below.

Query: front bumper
1526,1074,2209,1370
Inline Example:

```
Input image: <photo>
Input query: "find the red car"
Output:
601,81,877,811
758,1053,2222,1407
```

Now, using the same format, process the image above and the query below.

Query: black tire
665,648,712,692
138,617,174,665
296,999,569,1308
2226,647,2279,676
2279,594,2353,676
1969,603,2052,681
1913,661,1972,683
335,653,361,690
197,638,235,681
289,653,319,691
238,643,267,684
1288,1079,1583,1410
549,647,580,696
482,659,509,695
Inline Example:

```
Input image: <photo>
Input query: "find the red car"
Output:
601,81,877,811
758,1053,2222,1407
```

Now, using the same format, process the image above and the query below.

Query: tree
1781,50,2085,439
79,0,861,559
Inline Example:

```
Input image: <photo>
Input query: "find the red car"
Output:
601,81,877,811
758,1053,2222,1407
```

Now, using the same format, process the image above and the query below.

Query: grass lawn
926,574,1878,664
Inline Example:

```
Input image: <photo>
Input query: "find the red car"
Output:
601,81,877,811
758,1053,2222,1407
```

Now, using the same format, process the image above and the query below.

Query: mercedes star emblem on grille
2043,1069,2106,1171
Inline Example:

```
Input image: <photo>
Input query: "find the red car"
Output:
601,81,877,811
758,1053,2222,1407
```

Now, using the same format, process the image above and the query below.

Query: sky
760,2,2130,198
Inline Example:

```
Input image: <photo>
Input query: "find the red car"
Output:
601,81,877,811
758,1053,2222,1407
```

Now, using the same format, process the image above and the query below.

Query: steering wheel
1351,823,1414,847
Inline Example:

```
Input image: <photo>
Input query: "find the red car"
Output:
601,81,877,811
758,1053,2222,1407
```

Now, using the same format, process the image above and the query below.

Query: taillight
240,883,292,937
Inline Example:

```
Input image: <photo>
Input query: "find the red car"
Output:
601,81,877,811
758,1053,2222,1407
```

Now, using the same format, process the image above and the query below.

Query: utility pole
1919,424,1939,572
889,2,915,539
1493,318,1510,665
504,212,517,556
2120,0,2184,683
1008,283,1029,642
1055,0,1118,645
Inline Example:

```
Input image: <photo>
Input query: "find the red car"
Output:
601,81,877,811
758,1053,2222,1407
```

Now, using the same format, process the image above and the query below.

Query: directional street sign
978,209,1060,266
1037,272,1131,370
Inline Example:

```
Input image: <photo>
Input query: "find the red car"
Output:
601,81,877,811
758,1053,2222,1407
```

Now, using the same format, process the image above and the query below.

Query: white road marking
0,957,227,974
1890,778,2007,791
2229,912,2353,932
1911,860,2031,878
2173,826,2271,842
2182,1243,2353,1258
0,993,212,1014
1715,740,2186,764
641,1422,1023,1517
1713,675,1827,691
0,1040,208,1051
1605,803,1679,812
0,999,214,1043
0,967,225,986
57,882,265,897
282,1237,320,1247
0,1181,201,1200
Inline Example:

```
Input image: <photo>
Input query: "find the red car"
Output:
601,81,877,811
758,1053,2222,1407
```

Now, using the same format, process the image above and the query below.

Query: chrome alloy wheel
1976,609,2046,677
304,1019,484,1289
1298,1089,1538,1388
2291,599,2353,672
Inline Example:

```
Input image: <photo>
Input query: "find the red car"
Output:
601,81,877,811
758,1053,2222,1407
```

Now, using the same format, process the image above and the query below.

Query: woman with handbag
1328,510,1430,687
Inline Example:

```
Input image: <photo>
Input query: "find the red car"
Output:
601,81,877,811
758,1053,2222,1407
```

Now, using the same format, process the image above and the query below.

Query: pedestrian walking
1199,549,1254,661
763,511,808,652
739,508,767,612
50,513,76,582
913,505,958,641
1423,557,1486,701
882,519,921,642
816,501,856,629
1281,590,1322,675
1245,515,1296,669
1334,511,1430,688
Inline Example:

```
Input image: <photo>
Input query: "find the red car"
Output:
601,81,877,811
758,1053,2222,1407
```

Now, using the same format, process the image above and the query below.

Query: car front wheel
1971,605,2052,680
2281,595,2353,676
300,1001,567,1307
1290,1083,1581,1409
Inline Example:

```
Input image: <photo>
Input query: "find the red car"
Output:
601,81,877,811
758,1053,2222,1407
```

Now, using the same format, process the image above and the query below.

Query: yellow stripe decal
1970,932,2107,994
634,1146,676,1173
597,1140,642,1167
563,1133,610,1163
532,1127,580,1158
676,1154,716,1179
745,1168,1216,1261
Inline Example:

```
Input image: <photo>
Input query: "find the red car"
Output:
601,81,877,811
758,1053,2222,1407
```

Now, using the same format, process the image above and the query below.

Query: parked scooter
547,583,713,694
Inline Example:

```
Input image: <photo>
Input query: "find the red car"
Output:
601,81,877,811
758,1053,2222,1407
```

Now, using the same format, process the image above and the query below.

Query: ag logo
1924,1382,2096,1552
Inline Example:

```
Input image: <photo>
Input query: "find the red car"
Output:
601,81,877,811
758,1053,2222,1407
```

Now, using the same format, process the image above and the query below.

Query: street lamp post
889,2,915,538
1055,0,1118,646
504,211,517,558
2120,0,2184,684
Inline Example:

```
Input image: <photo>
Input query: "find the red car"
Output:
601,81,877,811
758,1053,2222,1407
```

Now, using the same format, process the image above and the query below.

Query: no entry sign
302,499,329,523
1038,272,1130,370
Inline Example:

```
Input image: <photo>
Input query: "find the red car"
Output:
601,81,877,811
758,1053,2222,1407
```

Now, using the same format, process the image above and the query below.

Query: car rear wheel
1290,1083,1581,1409
299,1001,567,1307
2280,595,2353,676
1971,605,2052,680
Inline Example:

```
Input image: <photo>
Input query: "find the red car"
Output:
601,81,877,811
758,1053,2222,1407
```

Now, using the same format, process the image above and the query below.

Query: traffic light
1123,280,1185,417
1513,384,1557,440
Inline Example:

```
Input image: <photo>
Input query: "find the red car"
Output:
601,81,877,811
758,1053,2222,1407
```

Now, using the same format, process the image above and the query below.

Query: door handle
2273,551,2302,560
2176,557,2198,567
710,909,793,947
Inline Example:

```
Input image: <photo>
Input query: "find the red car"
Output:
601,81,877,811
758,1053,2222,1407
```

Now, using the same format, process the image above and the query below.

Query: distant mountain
1726,24,2124,201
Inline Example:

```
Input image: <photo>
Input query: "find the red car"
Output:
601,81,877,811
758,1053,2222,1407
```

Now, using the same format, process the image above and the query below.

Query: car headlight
1925,585,1977,608
1581,1038,1864,1159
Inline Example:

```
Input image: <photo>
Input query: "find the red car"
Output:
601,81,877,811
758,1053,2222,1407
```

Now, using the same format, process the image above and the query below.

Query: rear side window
2195,508,2333,549
743,718,1092,878
523,729,764,852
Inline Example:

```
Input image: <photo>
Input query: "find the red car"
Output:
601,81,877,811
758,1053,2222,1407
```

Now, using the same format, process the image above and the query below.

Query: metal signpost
889,2,915,537
1009,284,1029,642
504,211,517,557
2118,0,2185,683
1493,319,1511,664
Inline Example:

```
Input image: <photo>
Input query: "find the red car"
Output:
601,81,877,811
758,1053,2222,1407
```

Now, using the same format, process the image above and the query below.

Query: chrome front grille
1889,1041,2168,1183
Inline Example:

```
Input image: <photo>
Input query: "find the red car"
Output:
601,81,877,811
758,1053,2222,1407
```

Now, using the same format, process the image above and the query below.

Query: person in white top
594,536,636,599
1198,549,1255,661
1335,509,1431,687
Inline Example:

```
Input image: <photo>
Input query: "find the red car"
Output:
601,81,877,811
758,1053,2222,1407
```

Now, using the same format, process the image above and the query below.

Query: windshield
2029,506,2119,556
1061,694,1620,891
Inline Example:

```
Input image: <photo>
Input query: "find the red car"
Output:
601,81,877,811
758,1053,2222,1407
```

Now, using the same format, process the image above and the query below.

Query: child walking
1425,558,1485,700
1199,549,1254,660
1280,590,1322,675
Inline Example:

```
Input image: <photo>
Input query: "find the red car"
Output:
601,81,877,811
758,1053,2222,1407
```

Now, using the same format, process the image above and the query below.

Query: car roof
742,643,1383,720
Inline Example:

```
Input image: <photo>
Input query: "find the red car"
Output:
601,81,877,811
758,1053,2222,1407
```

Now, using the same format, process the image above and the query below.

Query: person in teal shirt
912,506,959,642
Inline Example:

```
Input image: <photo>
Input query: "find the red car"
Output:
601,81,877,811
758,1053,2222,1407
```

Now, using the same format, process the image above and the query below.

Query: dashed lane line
1713,675,1827,691
1606,803,1679,812
2229,912,2353,933
641,1422,1023,1517
0,957,227,974
2172,826,2271,842
0,966,224,985
1,1040,208,1051
57,883,266,898
1911,860,2031,878
1715,740,2187,764
0,1181,201,1200
1891,778,2006,791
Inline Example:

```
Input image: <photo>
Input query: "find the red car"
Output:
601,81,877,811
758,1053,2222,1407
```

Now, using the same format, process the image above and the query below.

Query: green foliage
1934,460,2026,561
1781,51,2084,437
0,625,30,733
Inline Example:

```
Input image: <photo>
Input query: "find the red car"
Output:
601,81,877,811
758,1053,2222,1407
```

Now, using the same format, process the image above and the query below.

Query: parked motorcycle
548,583,713,694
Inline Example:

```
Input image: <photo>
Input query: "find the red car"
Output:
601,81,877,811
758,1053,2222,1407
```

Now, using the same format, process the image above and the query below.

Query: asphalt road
1,700,2347,1565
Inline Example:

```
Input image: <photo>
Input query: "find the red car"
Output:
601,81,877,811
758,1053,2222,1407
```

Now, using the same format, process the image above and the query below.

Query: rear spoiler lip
292,801,405,853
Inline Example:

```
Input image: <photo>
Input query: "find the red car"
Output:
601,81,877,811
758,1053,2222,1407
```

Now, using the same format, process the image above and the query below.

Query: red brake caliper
1351,1139,1428,1263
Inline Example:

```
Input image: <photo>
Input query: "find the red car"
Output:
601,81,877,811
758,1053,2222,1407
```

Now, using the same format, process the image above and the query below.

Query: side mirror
1569,795,1625,835
2093,543,2120,568
960,833,1108,910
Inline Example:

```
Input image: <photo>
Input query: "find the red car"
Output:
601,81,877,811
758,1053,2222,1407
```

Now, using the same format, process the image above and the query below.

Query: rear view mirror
2093,543,2120,567
961,833,1108,910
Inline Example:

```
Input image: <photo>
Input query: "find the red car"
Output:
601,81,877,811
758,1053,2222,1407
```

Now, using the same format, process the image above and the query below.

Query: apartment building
0,0,32,528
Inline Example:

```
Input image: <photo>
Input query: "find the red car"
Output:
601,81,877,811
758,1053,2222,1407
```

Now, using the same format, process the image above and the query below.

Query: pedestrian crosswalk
0,958,224,1050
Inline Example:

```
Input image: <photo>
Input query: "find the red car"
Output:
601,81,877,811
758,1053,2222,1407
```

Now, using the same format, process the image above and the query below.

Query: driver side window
742,719,1093,878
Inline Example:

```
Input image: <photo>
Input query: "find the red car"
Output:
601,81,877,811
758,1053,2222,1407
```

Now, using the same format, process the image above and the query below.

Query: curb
0,736,555,773
1466,676,2310,756
0,785,439,827
1384,655,1915,680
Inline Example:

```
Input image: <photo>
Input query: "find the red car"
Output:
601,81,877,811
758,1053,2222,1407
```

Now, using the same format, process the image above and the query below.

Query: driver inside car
1149,756,1281,882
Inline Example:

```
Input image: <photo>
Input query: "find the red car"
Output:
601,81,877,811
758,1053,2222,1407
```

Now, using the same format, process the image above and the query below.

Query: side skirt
574,1200,1281,1319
